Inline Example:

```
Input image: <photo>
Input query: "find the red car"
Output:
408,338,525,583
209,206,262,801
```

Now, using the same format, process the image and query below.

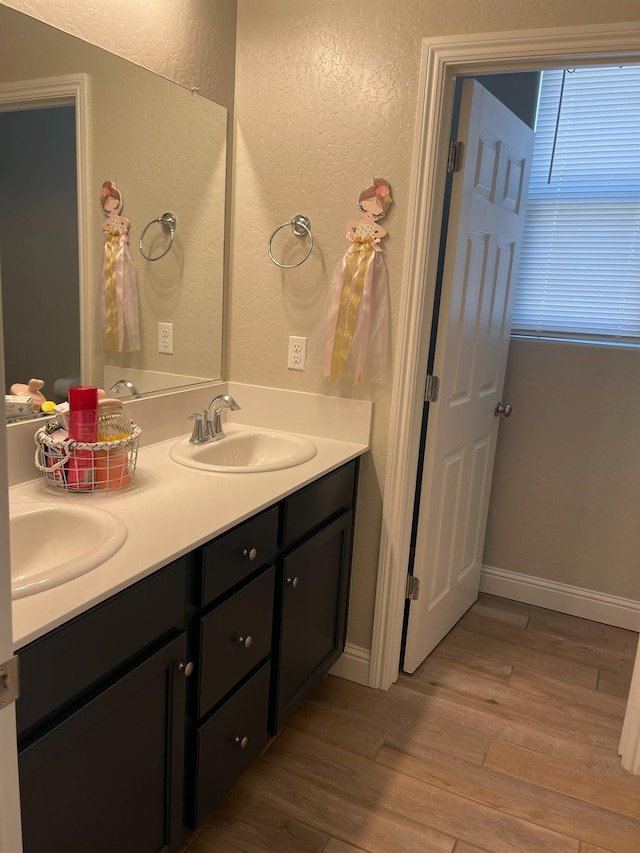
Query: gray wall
477,72,541,130
484,337,640,600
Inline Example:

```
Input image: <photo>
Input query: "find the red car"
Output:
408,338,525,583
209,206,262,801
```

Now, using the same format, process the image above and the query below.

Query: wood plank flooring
182,594,640,853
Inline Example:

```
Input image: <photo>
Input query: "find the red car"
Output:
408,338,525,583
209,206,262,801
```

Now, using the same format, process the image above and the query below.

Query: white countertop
11,424,368,650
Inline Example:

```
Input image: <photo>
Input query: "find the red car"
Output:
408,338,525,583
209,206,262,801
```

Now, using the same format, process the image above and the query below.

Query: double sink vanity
8,385,371,853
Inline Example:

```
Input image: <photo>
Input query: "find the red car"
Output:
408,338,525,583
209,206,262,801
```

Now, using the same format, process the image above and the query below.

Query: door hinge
447,140,464,173
0,656,20,709
406,575,421,600
425,374,440,403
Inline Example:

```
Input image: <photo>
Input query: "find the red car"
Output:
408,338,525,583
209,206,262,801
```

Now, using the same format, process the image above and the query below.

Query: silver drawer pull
234,735,249,750
286,576,299,589
177,661,194,677
242,547,257,562
236,635,253,649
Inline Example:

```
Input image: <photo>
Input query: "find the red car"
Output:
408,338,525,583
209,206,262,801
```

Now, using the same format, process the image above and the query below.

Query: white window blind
512,65,640,344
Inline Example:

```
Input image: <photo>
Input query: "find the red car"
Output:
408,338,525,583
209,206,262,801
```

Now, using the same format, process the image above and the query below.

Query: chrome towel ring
268,214,313,268
139,212,177,261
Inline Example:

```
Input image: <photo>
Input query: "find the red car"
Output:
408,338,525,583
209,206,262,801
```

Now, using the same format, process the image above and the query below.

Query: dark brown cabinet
271,510,352,731
16,559,189,853
19,634,186,853
15,458,360,845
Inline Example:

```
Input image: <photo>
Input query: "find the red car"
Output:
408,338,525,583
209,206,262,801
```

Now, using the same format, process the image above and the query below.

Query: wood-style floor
182,593,640,853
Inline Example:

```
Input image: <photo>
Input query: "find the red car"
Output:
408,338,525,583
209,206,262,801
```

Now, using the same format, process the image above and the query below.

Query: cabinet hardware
242,547,257,562
178,661,194,677
233,735,249,750
286,576,300,588
236,635,253,649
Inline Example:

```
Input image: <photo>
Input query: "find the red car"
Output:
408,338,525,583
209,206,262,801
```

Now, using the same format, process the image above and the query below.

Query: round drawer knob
178,661,194,677
286,576,300,589
234,735,249,750
237,635,253,649
242,547,257,562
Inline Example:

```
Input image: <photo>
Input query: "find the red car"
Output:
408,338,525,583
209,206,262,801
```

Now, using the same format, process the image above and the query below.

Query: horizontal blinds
512,65,640,343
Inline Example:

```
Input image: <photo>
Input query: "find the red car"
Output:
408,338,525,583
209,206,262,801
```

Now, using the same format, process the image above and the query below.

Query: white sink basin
169,426,317,473
10,503,127,599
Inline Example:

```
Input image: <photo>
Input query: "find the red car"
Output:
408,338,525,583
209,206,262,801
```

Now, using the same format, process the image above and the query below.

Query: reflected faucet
109,379,140,398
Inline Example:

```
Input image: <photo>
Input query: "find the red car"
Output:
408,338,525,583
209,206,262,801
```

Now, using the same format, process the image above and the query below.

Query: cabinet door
272,510,352,732
17,558,187,740
18,633,187,853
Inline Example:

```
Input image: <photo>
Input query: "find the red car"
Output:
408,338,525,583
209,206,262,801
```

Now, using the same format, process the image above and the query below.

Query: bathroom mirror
0,5,227,417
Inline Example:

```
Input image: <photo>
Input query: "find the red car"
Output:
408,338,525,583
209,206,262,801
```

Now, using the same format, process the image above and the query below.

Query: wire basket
34,425,142,492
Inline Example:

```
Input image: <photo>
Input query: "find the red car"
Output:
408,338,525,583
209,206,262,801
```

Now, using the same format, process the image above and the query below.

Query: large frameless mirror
0,5,227,420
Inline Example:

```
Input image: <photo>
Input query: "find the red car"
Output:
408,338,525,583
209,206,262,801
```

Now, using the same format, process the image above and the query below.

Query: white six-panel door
403,80,534,673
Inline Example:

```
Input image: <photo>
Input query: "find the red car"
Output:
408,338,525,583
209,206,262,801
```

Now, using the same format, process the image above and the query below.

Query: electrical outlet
287,335,307,370
158,322,174,354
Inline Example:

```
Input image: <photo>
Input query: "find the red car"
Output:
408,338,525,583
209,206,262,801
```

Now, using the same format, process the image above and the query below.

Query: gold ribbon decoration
330,236,374,379
104,226,120,351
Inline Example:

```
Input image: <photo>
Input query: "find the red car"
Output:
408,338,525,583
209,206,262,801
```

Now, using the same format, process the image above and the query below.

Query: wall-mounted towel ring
268,214,313,268
139,212,177,261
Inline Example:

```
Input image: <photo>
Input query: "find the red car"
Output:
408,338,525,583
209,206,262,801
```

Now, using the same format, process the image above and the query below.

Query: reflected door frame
0,74,90,383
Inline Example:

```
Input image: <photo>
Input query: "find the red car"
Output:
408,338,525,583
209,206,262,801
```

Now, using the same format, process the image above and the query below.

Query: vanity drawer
198,566,274,718
282,459,357,548
192,661,270,828
200,506,278,606
17,557,188,740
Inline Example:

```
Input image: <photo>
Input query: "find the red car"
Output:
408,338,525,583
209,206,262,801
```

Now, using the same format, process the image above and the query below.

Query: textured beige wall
6,0,640,647
0,5,228,389
484,339,640,599
0,0,237,107
233,0,640,647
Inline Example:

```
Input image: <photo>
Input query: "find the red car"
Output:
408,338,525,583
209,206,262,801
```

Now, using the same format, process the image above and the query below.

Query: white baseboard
330,643,371,686
481,565,640,632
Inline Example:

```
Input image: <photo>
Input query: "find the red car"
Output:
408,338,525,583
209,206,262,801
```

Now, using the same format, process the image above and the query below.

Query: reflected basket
34,424,141,492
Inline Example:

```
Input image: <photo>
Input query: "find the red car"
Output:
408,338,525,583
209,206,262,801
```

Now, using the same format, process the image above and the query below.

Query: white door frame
0,73,90,382
0,283,22,849
369,20,640,769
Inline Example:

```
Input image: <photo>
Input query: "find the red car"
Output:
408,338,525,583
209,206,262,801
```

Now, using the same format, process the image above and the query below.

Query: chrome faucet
109,379,140,397
187,394,240,444
205,394,241,441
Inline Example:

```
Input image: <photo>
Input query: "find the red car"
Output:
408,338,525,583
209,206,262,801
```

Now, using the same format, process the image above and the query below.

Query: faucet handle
202,407,216,439
187,412,205,444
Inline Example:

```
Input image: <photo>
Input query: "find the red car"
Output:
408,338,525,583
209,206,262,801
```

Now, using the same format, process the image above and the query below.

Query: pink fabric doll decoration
321,178,392,384
100,180,140,353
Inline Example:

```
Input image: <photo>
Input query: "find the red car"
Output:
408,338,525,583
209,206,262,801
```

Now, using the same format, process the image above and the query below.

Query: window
512,65,640,345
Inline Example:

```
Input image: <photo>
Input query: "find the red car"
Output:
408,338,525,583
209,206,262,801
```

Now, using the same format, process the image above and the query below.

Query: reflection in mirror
0,5,227,420
0,104,80,402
